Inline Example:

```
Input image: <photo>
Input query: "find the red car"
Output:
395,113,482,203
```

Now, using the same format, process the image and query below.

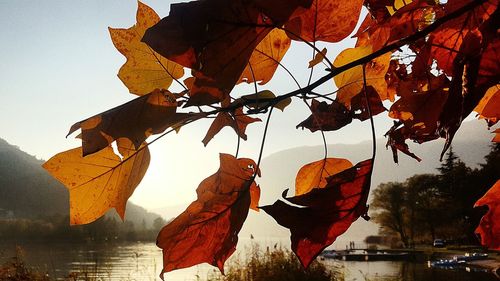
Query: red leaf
296,99,352,132
157,154,259,277
350,86,387,121
261,159,373,268
474,180,500,250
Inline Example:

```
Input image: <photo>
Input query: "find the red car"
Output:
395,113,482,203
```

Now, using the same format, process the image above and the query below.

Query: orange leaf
202,108,261,146
42,138,150,225
295,158,352,195
109,2,184,95
474,180,500,250
475,85,500,125
68,89,198,156
285,0,364,43
493,129,500,143
262,159,372,268
250,183,261,212
157,154,258,277
239,28,291,85
308,48,327,68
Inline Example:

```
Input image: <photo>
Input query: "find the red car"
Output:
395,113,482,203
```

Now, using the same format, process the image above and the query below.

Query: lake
0,240,498,281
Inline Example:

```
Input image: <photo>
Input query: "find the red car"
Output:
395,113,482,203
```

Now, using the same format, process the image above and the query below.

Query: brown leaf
109,2,184,96
350,86,387,121
42,138,150,225
262,159,373,268
157,154,258,276
474,180,500,250
68,89,198,156
296,99,352,132
202,108,261,146
250,183,261,212
239,28,291,85
285,0,364,43
239,90,292,112
385,124,422,164
142,0,310,106
295,158,352,195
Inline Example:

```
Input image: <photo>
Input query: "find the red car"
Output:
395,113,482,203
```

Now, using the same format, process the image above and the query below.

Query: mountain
0,138,162,228
154,120,496,248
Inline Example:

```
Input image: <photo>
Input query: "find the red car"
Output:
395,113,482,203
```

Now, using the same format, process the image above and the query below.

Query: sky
0,1,395,210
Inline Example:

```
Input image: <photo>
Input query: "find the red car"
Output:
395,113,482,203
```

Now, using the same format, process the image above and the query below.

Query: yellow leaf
295,158,353,196
309,48,328,68
333,46,392,105
42,138,150,225
109,2,184,95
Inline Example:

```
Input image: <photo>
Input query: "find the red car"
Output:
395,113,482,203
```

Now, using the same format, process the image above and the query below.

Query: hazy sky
0,1,394,210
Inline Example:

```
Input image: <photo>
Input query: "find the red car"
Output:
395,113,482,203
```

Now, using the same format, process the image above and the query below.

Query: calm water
0,241,498,281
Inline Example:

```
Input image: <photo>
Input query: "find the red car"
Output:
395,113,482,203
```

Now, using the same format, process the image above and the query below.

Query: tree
371,182,410,247
41,0,500,277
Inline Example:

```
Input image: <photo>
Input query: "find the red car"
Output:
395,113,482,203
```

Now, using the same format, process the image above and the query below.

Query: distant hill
154,120,496,248
0,138,162,228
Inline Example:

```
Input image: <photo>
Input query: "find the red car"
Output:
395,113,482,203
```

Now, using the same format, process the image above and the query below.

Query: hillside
0,138,162,228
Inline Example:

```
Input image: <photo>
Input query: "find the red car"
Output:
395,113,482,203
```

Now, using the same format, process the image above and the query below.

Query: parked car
433,239,445,247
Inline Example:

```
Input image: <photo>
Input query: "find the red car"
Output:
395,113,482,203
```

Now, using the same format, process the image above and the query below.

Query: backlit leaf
296,99,352,132
109,2,184,95
262,159,373,268
285,0,364,43
42,138,150,225
239,90,291,112
474,85,500,125
474,180,500,250
157,154,258,277
308,48,327,68
295,158,352,195
333,46,392,105
68,89,199,156
202,108,261,147
239,28,291,86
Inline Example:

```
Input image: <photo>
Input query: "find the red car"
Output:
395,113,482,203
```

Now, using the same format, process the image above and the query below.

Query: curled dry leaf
239,28,291,86
350,86,387,121
262,159,373,268
296,99,352,132
42,138,150,225
157,154,259,277
202,108,261,146
68,89,199,156
474,180,500,250
295,158,352,195
308,48,327,68
385,125,422,164
285,0,364,43
108,2,184,95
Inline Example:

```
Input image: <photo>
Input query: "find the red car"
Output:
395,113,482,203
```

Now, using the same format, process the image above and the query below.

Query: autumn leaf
42,138,150,225
474,180,500,250
202,108,261,146
333,46,392,105
284,0,364,43
295,158,352,195
109,2,184,95
157,154,259,277
142,0,310,107
350,86,387,121
250,182,261,212
238,90,291,112
239,28,291,85
385,124,422,164
68,89,199,156
296,99,352,132
493,129,500,143
262,159,373,268
308,48,327,68
475,85,500,125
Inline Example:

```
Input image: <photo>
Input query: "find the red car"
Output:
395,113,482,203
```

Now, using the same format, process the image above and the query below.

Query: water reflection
0,241,498,281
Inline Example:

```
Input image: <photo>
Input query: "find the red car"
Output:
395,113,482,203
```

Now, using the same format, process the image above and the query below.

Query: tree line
371,143,499,248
